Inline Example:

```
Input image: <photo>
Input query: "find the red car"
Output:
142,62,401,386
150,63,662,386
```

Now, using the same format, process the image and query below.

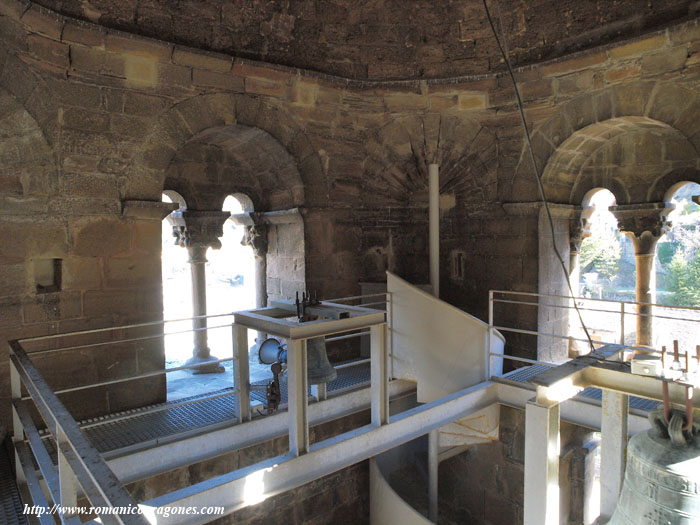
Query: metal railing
487,289,700,371
9,293,391,523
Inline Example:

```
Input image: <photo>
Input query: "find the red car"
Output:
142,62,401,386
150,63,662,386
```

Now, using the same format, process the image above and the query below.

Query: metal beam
523,400,560,525
232,325,250,423
139,382,498,524
9,341,148,525
287,339,309,456
600,390,628,520
428,429,439,522
106,380,416,484
371,324,389,426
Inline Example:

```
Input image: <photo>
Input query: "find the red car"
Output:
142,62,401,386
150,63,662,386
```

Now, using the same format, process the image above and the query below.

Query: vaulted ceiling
35,0,699,80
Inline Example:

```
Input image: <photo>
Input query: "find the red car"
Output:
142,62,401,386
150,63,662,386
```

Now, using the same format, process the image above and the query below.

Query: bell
305,336,337,385
610,408,700,524
258,337,337,385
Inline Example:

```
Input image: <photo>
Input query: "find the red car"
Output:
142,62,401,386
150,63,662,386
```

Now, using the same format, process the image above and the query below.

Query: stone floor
166,347,273,401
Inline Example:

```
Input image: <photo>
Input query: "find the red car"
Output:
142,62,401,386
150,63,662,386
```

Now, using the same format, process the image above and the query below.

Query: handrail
488,288,700,376
8,293,392,522
490,289,700,311
10,340,148,524
492,297,699,323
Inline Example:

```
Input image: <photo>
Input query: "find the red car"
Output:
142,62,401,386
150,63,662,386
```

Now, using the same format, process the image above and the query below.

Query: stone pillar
610,203,672,348
568,207,593,357
169,210,230,373
242,223,268,346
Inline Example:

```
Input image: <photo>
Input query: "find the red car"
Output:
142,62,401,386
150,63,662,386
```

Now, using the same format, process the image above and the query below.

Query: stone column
169,210,230,373
610,203,672,348
243,223,268,346
568,207,593,357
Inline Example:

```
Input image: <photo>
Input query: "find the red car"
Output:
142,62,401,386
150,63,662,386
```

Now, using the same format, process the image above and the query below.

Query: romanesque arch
516,81,700,204
132,92,324,204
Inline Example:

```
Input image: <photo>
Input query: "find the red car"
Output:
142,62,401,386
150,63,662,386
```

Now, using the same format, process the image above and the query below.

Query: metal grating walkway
502,364,660,411
0,445,27,525
40,362,371,456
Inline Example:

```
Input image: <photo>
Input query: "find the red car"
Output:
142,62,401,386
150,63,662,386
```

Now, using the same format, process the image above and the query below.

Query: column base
185,352,225,374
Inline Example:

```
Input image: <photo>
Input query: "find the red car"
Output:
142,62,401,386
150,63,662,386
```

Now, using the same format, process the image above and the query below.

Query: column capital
168,210,230,250
609,202,673,254
242,224,268,258
570,205,594,254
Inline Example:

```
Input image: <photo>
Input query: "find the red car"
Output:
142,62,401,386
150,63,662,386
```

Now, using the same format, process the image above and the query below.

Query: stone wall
438,406,595,525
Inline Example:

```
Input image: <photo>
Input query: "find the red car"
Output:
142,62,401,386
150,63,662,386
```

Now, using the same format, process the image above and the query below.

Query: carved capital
168,210,230,250
570,205,594,254
242,224,268,257
609,202,673,254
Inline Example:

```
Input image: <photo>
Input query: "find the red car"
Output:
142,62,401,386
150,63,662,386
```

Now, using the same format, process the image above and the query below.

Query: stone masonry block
609,34,666,60
641,46,689,76
104,32,172,61
72,218,131,257
539,51,607,76
192,69,244,91
172,47,232,72
62,21,105,47
245,77,288,97
0,220,68,264
104,255,161,288
62,257,102,291
21,4,64,40
27,34,70,68
70,46,126,78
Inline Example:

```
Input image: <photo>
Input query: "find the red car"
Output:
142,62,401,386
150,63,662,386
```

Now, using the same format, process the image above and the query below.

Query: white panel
388,272,498,402
370,458,432,525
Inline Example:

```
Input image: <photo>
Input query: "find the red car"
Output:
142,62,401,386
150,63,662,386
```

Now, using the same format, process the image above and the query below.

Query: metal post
428,429,439,522
524,400,560,525
10,357,23,441
232,324,250,423
600,390,628,520
10,357,25,484
371,323,389,426
620,302,625,345
487,290,494,380
429,163,440,298
287,339,309,456
311,383,327,402
57,428,78,516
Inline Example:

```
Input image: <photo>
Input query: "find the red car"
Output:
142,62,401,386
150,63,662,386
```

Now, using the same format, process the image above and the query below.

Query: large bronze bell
610,407,700,524
305,336,337,385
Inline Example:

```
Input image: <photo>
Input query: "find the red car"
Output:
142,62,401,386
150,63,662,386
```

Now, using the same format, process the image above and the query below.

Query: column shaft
635,253,655,347
188,245,209,357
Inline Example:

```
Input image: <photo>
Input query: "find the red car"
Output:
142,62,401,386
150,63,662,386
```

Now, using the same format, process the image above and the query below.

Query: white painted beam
600,390,628,520
524,400,560,525
428,429,439,522
139,382,498,524
106,380,417,484
232,325,250,423
287,339,309,456
371,324,389,426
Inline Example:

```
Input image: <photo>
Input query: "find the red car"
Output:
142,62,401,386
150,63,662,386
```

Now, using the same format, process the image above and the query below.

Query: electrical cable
481,0,596,353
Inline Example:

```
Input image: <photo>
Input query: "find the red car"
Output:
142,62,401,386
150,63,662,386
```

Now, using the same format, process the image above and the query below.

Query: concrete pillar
168,210,230,373
610,203,671,348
